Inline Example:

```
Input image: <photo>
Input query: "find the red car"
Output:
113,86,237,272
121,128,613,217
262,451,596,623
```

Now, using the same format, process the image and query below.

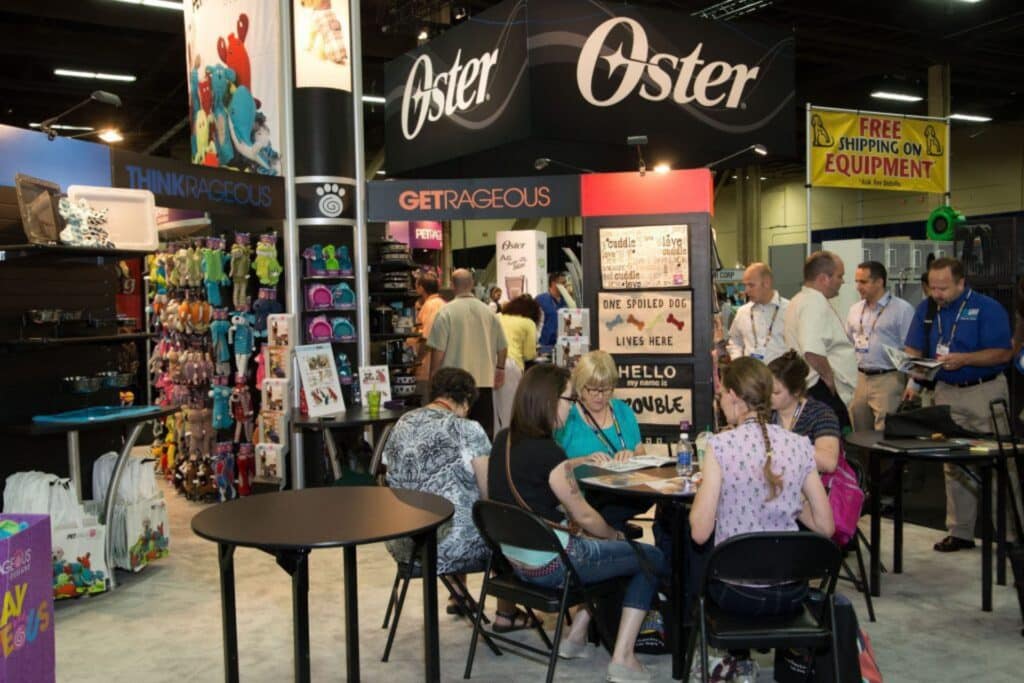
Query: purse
503,432,581,538
820,450,864,547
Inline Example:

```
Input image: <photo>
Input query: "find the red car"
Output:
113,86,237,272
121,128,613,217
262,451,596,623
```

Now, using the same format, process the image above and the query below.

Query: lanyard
578,403,626,455
776,399,806,432
858,296,889,339
749,303,780,348
936,290,972,347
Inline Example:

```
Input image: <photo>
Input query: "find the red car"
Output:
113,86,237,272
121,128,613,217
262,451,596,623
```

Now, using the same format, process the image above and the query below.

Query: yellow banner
809,108,948,193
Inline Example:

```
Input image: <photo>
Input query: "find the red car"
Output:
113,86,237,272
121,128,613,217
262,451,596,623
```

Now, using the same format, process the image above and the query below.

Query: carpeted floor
53,463,1024,682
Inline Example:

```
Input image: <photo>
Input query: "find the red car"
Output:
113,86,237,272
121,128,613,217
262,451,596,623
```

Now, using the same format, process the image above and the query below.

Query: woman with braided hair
689,357,833,681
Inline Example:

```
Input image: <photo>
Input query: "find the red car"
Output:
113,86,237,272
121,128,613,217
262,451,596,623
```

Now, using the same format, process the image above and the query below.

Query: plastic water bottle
676,424,693,477
694,425,713,472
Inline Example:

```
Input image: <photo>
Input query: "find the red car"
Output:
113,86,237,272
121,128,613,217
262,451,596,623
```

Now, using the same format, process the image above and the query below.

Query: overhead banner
384,0,795,174
367,175,580,221
184,0,283,176
597,291,692,355
292,0,352,90
808,107,949,193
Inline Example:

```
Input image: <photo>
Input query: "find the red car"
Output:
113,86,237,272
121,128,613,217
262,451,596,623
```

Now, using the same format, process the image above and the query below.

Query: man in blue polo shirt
904,257,1012,552
536,272,567,347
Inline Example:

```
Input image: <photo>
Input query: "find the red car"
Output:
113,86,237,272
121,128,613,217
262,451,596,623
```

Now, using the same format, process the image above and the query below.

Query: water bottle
675,424,693,477
694,425,713,472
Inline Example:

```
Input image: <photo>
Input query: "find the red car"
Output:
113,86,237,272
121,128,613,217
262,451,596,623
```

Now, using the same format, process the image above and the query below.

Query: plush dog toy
205,64,237,165
57,197,114,248
218,14,251,89
300,0,348,65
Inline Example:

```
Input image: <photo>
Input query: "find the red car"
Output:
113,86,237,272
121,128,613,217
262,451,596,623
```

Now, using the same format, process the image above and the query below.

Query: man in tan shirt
412,274,445,399
428,269,507,435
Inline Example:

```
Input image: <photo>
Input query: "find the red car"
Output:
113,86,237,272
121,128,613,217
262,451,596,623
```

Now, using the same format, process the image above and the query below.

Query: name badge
936,343,950,357
854,334,870,354
750,347,766,361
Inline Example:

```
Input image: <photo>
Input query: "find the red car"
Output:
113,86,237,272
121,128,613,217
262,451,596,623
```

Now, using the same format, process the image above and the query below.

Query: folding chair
465,500,621,683
685,532,843,683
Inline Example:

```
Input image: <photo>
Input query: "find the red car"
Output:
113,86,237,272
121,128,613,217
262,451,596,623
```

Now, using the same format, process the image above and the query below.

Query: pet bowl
96,371,134,388
62,375,102,394
27,309,62,324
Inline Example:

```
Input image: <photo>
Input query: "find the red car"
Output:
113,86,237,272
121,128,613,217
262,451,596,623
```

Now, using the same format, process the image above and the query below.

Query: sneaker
607,661,652,683
731,657,760,683
557,638,592,660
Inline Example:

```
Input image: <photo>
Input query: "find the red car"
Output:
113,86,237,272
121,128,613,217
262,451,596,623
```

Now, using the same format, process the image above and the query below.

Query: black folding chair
371,424,499,661
465,500,620,683
989,398,1024,636
685,532,843,683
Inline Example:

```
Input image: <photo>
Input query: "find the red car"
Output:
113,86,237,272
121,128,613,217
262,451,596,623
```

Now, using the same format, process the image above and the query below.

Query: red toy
218,14,251,90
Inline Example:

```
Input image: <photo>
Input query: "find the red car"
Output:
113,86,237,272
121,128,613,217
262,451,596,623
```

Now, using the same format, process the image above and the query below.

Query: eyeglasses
582,385,614,396
559,395,578,404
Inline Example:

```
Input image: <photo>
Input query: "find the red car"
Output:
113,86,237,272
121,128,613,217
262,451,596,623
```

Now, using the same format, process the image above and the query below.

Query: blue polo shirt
535,291,566,346
904,287,1011,384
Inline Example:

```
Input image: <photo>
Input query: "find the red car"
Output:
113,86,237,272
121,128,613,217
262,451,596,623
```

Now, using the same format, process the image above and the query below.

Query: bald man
727,263,790,364
427,269,508,436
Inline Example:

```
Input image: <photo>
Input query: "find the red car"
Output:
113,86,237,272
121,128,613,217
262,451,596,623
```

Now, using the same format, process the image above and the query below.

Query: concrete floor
53,474,1024,682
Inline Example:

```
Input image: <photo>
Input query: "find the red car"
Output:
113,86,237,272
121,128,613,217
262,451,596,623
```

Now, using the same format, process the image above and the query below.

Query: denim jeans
707,580,808,618
514,538,667,610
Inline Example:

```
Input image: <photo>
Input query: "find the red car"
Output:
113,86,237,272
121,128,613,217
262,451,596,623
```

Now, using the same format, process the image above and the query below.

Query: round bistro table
192,487,454,682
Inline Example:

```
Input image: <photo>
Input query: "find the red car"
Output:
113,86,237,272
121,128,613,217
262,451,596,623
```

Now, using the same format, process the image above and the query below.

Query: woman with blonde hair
689,357,833,681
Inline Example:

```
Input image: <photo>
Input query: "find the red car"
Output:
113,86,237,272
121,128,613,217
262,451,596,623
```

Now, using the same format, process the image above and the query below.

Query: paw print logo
316,183,346,217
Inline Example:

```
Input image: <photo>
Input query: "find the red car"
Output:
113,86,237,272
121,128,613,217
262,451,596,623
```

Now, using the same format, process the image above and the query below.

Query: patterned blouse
709,421,816,546
384,406,491,574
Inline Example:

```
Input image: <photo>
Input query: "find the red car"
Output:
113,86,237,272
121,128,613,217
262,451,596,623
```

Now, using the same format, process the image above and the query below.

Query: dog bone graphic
666,313,686,330
626,314,645,331
648,312,666,329
604,314,625,330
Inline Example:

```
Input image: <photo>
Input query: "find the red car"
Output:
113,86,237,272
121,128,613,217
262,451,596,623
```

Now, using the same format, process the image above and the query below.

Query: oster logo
576,17,760,109
400,48,500,140
398,185,551,212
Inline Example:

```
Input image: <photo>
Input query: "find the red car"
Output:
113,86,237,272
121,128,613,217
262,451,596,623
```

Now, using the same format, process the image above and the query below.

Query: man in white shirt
727,262,789,364
845,261,916,431
784,250,857,432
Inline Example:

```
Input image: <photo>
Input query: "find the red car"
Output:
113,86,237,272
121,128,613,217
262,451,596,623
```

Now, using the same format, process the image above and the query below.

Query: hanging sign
292,0,352,90
615,363,693,427
808,107,949,193
600,225,689,289
598,291,692,355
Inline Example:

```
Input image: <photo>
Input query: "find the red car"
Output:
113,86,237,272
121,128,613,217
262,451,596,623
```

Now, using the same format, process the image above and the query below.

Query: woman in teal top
556,350,645,460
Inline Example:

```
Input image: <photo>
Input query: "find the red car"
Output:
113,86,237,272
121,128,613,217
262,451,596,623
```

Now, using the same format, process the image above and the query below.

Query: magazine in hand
883,345,943,380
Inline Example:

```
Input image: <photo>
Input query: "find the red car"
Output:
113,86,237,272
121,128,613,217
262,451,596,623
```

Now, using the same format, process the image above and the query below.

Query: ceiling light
760,176,767,181
731,175,738,180
376,170,387,175
363,95,386,104
30,123,94,132
110,0,185,10
871,91,923,103
752,144,767,156
55,68,136,83
98,129,123,143
950,113,992,122
654,163,671,174
417,29,429,41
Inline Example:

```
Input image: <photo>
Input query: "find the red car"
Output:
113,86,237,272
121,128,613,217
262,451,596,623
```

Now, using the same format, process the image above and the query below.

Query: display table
845,431,1016,611
292,406,409,485
191,487,454,683
2,405,178,589
575,463,696,681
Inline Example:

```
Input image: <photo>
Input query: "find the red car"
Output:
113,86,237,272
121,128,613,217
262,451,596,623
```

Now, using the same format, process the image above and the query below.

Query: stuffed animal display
57,197,114,248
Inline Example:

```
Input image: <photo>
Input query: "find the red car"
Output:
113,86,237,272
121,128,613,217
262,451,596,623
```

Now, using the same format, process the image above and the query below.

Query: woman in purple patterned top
690,357,833,613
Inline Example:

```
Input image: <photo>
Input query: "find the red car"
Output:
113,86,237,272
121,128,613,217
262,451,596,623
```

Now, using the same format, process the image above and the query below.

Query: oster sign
385,0,794,174
368,175,580,221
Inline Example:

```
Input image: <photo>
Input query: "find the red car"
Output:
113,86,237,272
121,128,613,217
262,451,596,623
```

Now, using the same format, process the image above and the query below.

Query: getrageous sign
384,0,794,174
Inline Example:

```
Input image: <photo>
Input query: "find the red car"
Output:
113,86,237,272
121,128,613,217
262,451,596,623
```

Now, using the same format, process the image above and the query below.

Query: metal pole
805,102,812,256
944,117,952,207
279,0,304,489
351,0,370,367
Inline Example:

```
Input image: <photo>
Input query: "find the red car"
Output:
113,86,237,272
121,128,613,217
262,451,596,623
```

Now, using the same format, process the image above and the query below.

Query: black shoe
623,522,644,540
933,536,976,552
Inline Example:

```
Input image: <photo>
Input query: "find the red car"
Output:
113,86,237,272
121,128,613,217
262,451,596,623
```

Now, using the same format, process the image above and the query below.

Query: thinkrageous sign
384,0,795,174
809,107,949,193
367,175,580,221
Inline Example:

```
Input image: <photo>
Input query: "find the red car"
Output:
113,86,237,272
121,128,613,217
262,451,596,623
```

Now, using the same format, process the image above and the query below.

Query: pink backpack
820,450,865,547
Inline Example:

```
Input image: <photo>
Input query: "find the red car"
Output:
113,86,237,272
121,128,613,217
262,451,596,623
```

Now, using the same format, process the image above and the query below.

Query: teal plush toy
227,85,258,167
205,64,237,164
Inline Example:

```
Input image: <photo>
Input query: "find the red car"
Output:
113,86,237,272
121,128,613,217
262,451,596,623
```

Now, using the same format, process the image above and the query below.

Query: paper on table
579,471,659,489
597,454,675,473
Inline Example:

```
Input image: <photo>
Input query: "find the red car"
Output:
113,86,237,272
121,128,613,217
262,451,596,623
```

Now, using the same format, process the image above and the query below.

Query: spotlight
417,28,429,41
704,144,768,169
38,90,122,141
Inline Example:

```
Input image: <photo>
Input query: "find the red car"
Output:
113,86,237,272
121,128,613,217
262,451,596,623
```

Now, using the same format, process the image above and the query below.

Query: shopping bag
0,514,55,683
51,522,109,600
122,495,170,572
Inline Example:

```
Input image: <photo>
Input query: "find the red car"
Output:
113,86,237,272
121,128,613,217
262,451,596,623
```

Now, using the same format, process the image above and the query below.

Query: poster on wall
600,225,689,289
292,0,352,90
598,291,692,355
496,229,547,301
295,343,345,417
808,107,948,193
616,361,694,428
184,0,283,176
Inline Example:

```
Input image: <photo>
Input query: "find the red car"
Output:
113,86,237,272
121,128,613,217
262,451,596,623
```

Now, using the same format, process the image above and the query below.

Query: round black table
576,463,696,681
192,487,454,683
844,430,1015,612
292,406,409,486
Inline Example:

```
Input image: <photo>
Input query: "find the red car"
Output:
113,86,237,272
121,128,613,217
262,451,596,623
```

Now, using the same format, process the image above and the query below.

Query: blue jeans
707,580,808,618
514,538,667,610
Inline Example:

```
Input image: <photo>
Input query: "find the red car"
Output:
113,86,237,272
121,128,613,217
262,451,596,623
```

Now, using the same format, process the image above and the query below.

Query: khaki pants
850,371,904,432
934,375,1022,541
